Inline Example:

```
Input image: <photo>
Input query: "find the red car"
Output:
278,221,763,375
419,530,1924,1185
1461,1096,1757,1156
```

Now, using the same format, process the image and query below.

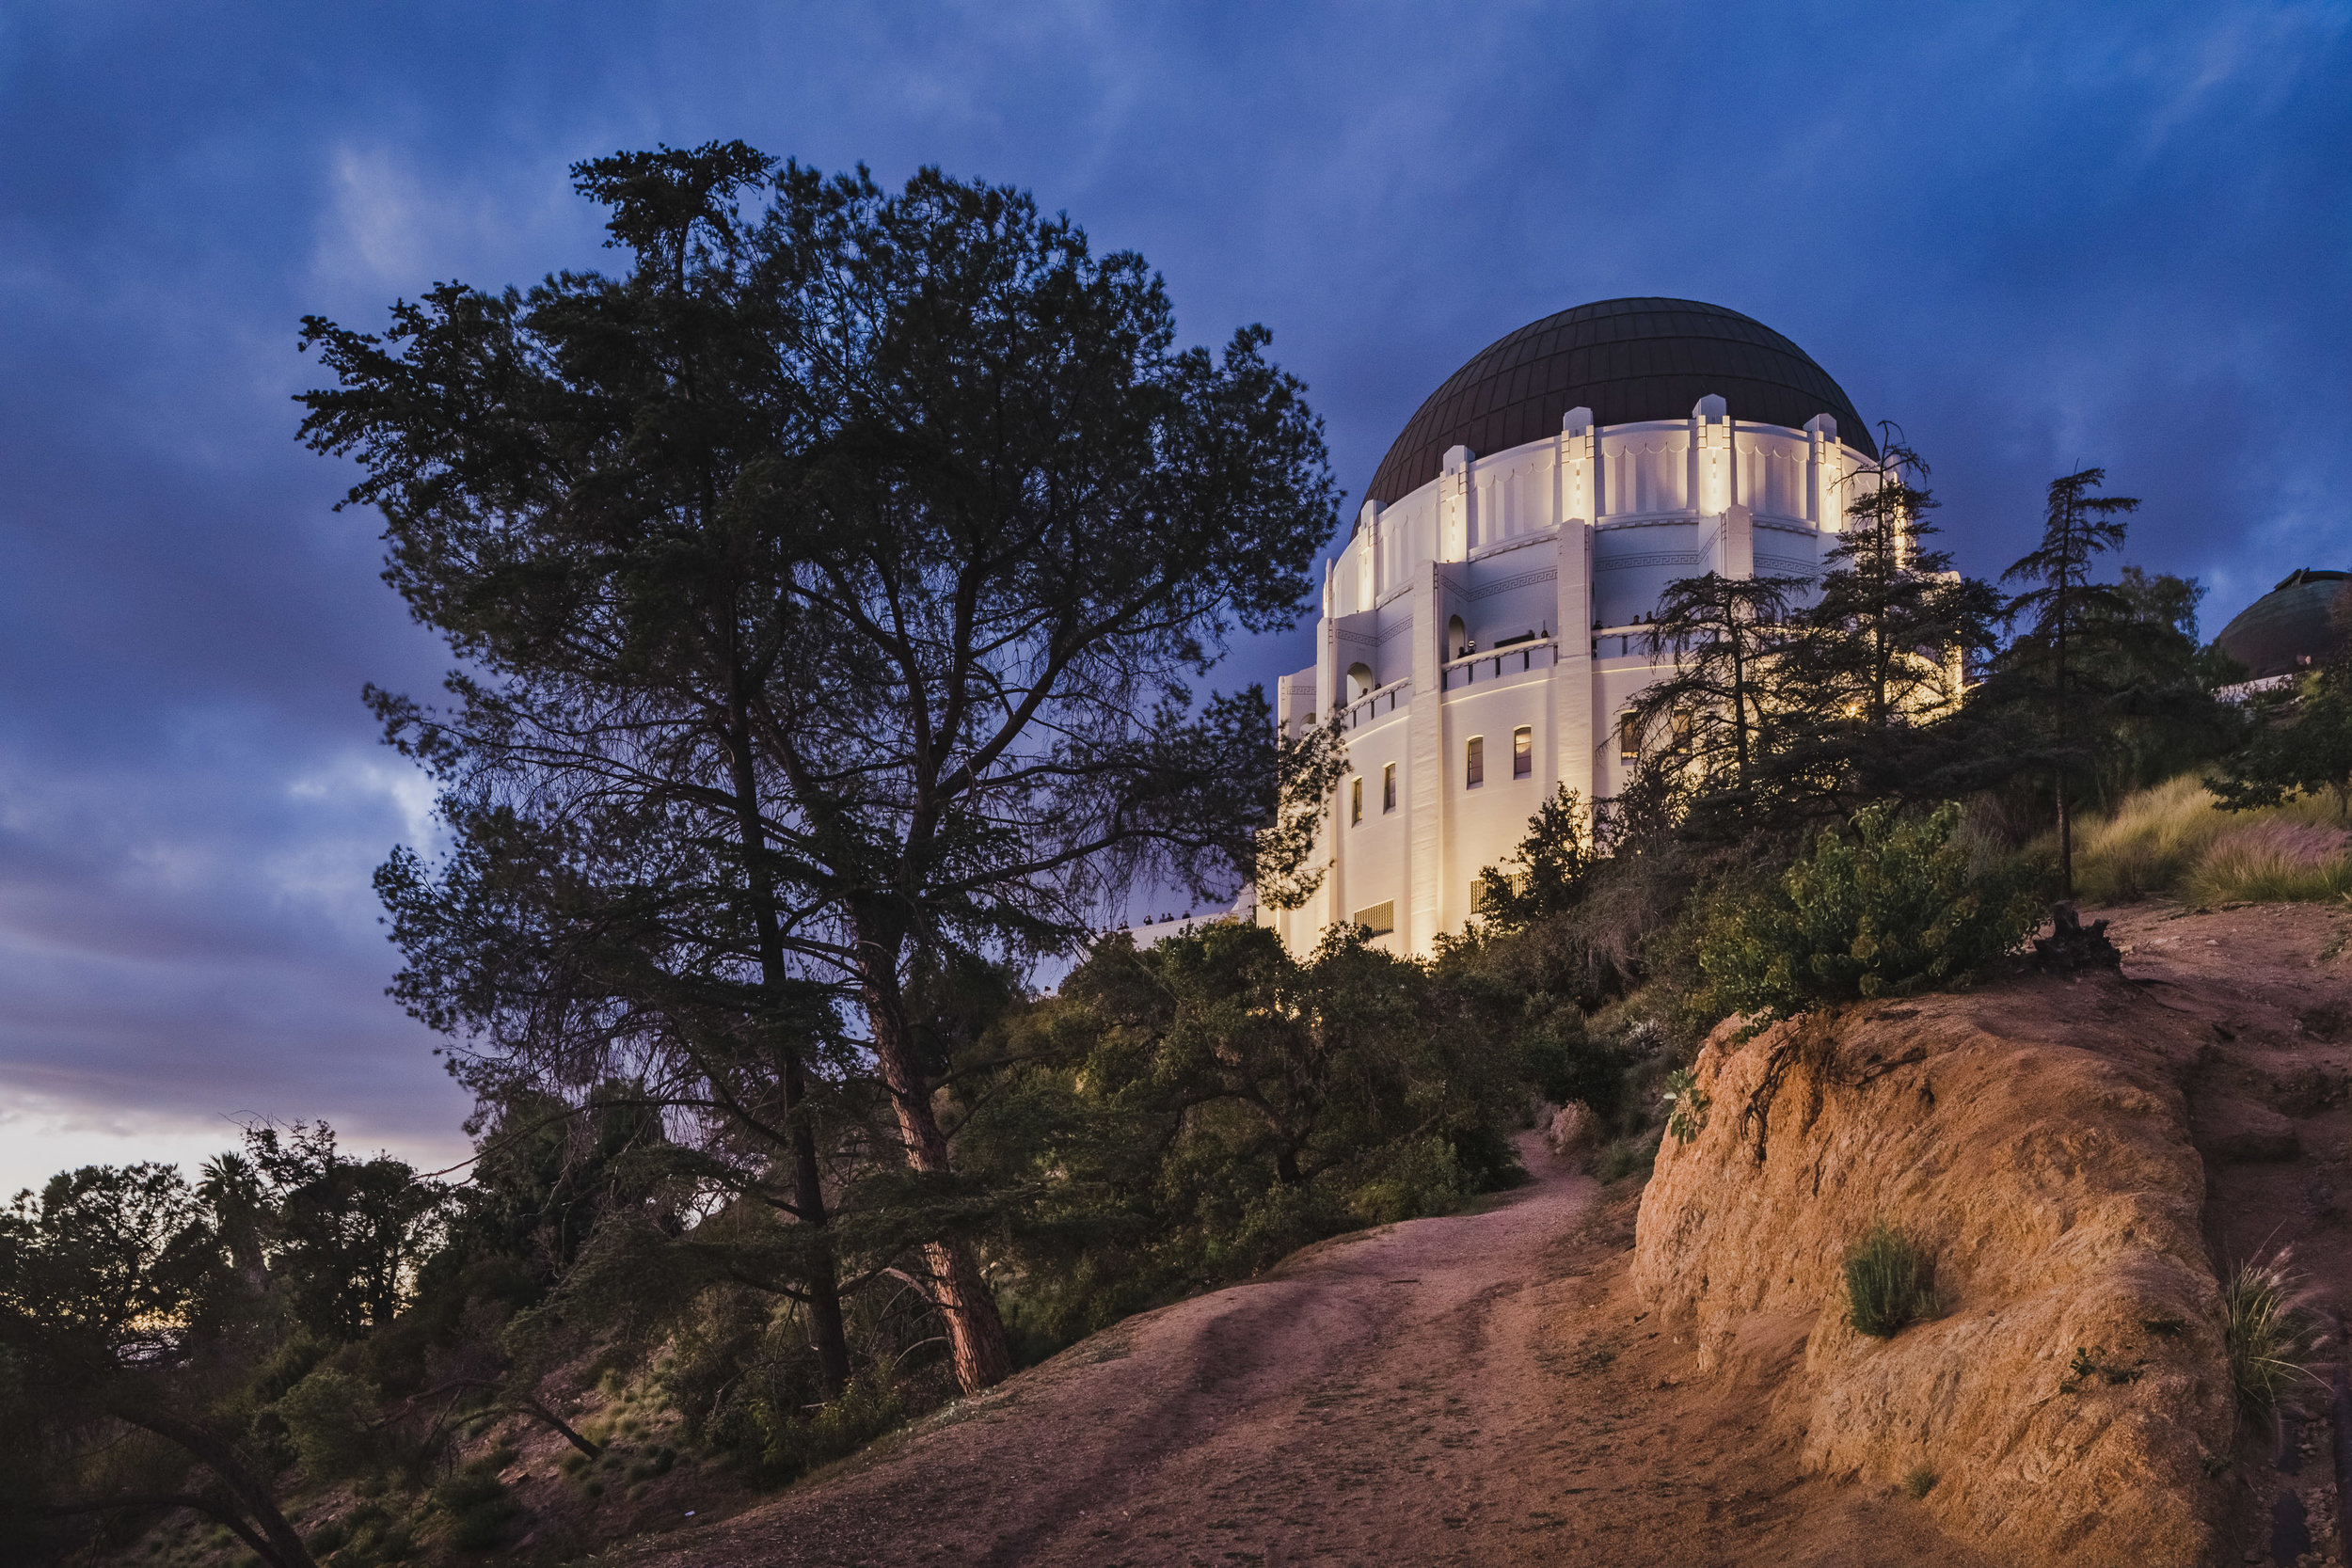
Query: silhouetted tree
1472,785,1595,931
1994,467,2141,895
299,145,1335,1392
1784,435,2000,805
1626,570,1809,817
0,1165,315,1568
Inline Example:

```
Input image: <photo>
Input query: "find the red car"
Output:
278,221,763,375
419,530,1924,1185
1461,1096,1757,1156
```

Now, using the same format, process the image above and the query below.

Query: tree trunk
862,978,1013,1394
44,1494,290,1568
103,1400,313,1568
725,703,854,1399
784,1046,854,1396
2057,777,2073,900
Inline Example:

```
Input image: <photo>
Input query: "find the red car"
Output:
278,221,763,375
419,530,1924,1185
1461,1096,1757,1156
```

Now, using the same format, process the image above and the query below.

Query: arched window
1347,662,1375,699
1448,615,1469,659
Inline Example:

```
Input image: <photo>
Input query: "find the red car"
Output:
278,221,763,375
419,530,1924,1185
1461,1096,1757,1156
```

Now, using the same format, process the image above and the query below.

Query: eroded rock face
1632,986,2232,1568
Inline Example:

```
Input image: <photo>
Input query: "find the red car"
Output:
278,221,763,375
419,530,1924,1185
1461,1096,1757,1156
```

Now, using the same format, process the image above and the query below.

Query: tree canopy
297,143,1340,1392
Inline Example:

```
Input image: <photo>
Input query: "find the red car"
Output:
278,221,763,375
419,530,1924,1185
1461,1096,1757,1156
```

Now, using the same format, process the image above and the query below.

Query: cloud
0,0,2345,1186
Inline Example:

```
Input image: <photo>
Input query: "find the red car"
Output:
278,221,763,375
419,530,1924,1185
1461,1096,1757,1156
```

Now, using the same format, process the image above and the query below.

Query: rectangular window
1619,711,1641,762
1466,735,1485,788
1513,726,1533,779
1382,761,1396,812
1672,709,1693,751
1352,899,1395,936
1350,775,1363,825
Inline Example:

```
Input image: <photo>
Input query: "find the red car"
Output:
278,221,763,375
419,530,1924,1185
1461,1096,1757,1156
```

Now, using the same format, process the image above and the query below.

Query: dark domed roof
1362,297,1876,511
2215,569,2351,680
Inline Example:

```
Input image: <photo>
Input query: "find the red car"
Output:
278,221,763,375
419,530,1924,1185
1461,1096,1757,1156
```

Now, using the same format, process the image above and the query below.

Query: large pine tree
299,146,1336,1392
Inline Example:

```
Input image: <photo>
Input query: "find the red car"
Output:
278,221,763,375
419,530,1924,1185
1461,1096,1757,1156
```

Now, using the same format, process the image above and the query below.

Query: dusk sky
3,2,2346,1195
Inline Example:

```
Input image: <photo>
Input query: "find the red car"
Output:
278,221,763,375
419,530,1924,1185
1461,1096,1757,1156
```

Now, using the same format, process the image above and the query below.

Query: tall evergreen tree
1626,570,1808,817
299,147,1335,1392
1786,436,2000,804
1995,467,2140,895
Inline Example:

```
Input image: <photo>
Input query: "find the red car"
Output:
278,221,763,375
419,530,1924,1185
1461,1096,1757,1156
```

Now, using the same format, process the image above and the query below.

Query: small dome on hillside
2214,568,2351,680
1362,297,1875,512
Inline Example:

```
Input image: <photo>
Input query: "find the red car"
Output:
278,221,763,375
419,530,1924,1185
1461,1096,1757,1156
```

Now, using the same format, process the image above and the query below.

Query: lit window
1351,776,1363,825
1382,762,1396,813
1466,736,1485,788
1513,726,1533,779
1619,712,1641,762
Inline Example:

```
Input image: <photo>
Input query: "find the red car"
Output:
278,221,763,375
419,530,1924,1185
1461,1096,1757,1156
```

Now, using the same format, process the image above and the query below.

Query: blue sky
2,1,2346,1193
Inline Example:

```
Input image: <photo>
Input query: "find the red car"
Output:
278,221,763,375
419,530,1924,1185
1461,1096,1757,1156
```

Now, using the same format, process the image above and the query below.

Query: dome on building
1362,297,1877,511
2214,568,2351,680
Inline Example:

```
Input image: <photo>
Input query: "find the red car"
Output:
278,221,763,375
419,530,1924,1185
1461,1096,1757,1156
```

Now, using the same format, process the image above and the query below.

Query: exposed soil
2102,900,2352,1563
619,1136,1977,1567
606,899,2352,1568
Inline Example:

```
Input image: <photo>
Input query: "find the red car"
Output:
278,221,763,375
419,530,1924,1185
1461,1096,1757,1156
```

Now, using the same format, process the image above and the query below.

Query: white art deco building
1262,297,1880,960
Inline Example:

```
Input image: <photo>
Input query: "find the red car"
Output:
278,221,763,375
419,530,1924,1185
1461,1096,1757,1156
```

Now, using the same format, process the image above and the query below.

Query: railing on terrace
1439,636,1554,690
1341,676,1411,729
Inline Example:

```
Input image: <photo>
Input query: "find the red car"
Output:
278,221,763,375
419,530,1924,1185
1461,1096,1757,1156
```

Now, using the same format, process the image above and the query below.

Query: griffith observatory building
1260,297,1881,961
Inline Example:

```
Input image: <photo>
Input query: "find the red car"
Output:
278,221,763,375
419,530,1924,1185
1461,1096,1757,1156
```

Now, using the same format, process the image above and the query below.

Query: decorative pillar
1692,394,1730,516
1406,559,1445,952
1441,445,1472,561
1553,516,1595,813
1720,503,1756,579
1805,414,1844,533
1554,406,1599,817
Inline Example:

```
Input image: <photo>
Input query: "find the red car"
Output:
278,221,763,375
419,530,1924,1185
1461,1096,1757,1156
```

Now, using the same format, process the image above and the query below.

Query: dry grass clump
2067,775,2352,905
2219,1246,2329,1419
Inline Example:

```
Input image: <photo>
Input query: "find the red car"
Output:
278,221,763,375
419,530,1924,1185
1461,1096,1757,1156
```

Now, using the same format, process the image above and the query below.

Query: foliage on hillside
14,128,2336,1568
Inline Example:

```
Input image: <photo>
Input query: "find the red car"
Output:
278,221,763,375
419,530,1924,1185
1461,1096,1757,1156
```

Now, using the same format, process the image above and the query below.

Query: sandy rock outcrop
1632,981,2233,1567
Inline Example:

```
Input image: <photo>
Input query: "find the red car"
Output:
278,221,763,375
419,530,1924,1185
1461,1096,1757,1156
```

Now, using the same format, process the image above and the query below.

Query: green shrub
1660,1069,1709,1145
1902,1467,1938,1499
277,1367,382,1481
743,1371,906,1483
1699,801,2042,1031
433,1464,516,1551
1591,1129,1661,1184
2220,1248,2328,1418
1843,1224,1937,1338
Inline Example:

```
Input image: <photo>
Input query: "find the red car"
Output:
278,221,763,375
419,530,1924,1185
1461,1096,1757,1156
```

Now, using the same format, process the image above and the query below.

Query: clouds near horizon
1,1,2344,1193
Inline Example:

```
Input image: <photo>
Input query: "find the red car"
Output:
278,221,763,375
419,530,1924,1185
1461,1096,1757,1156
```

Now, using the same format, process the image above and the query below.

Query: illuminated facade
1263,298,1881,959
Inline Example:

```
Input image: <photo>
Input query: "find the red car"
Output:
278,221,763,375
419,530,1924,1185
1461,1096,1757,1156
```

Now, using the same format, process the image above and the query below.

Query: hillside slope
612,902,2352,1567
614,1136,1973,1567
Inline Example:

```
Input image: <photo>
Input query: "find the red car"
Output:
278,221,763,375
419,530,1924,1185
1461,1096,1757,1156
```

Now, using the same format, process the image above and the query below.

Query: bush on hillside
2219,1247,2328,1419
971,920,1530,1353
1843,1223,1938,1338
1697,801,2042,1031
278,1366,386,1481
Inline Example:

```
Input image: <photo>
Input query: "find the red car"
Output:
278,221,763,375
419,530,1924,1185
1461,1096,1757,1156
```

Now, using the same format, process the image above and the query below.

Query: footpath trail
628,1134,1974,1567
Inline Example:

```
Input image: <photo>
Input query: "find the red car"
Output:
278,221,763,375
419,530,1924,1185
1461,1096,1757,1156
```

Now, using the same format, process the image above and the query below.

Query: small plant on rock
1660,1069,1710,1145
1902,1467,1938,1499
1843,1223,1937,1338
2220,1246,2328,1419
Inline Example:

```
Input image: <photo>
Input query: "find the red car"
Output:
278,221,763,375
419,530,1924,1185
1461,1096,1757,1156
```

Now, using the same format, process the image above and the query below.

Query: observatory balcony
1341,675,1412,731
1438,636,1555,695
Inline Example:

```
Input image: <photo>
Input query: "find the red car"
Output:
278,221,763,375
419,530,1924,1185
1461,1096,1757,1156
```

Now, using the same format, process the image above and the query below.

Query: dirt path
625,1135,1976,1567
